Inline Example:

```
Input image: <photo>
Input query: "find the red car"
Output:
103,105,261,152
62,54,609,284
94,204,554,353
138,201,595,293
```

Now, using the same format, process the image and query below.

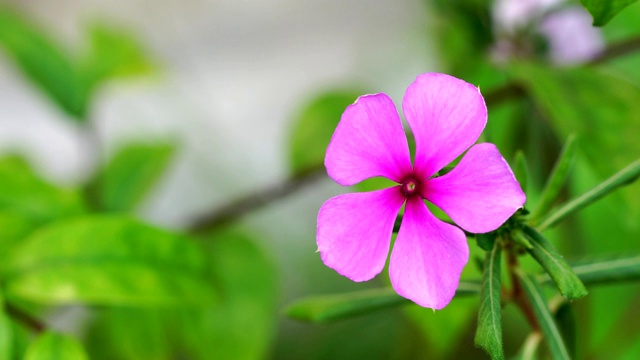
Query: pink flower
316,73,526,309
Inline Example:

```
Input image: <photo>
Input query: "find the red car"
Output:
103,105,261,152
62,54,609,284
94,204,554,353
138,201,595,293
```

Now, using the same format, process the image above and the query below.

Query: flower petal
426,143,526,234
317,187,405,282
402,73,487,178
325,93,413,186
389,198,469,309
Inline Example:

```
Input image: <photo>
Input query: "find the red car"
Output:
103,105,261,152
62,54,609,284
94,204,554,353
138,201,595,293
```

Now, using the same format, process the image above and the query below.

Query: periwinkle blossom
492,0,604,65
316,73,525,309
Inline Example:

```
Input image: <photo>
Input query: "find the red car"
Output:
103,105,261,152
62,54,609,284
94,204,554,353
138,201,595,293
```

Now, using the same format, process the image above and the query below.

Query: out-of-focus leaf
0,7,84,118
0,156,86,224
175,228,278,360
0,8,152,120
511,63,640,215
24,332,87,360
538,254,640,286
288,89,364,174
538,159,640,231
476,232,498,251
524,226,588,300
516,270,571,360
530,135,577,223
286,288,407,323
3,215,215,306
475,241,504,360
80,23,154,87
85,308,172,360
286,282,480,323
580,0,639,26
0,294,12,360
98,142,176,212
512,151,530,198
0,211,37,256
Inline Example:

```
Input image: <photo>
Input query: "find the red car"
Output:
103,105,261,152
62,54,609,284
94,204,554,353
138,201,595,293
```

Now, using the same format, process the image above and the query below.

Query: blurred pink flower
316,73,525,309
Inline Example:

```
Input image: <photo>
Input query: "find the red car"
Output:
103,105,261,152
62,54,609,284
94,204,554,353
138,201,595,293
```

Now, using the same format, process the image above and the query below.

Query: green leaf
175,229,278,360
475,241,504,360
523,226,588,300
538,254,640,286
98,142,176,212
516,269,571,360
476,232,497,251
0,156,86,224
553,300,577,359
512,151,530,198
0,7,84,118
4,215,215,306
530,134,577,222
580,0,639,26
286,282,480,323
0,295,13,360
538,159,640,231
24,332,87,360
80,23,154,87
288,89,364,174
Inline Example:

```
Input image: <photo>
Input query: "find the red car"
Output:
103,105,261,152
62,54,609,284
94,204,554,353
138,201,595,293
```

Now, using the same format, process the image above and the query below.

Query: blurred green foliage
0,0,640,359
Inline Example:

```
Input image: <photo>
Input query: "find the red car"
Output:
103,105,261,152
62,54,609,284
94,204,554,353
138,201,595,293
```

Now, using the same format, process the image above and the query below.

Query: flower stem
505,241,540,333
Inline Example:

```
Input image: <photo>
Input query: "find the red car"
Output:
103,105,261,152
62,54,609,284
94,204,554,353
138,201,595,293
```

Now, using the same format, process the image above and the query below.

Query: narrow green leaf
524,226,587,300
516,269,571,360
510,228,533,250
99,143,176,212
553,300,577,359
288,89,364,174
580,0,639,26
0,295,13,360
4,215,215,306
539,159,640,231
530,135,577,222
538,254,640,286
512,151,530,197
24,332,88,360
285,282,480,323
475,241,504,360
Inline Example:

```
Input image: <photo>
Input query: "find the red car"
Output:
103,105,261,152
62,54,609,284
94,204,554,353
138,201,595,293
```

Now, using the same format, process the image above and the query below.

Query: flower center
401,176,421,197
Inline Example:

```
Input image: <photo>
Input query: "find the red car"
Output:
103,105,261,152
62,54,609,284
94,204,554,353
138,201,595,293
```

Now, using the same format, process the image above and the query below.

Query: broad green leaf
0,156,86,224
0,7,84,118
580,0,639,26
538,254,640,286
524,226,587,300
530,135,577,222
475,241,504,360
85,229,277,360
539,159,640,231
286,282,480,323
0,211,37,255
24,332,87,360
476,232,498,251
511,63,640,216
175,229,278,360
0,295,12,360
4,215,215,306
516,270,571,360
288,89,364,174
98,142,176,212
80,23,154,88
85,308,172,360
